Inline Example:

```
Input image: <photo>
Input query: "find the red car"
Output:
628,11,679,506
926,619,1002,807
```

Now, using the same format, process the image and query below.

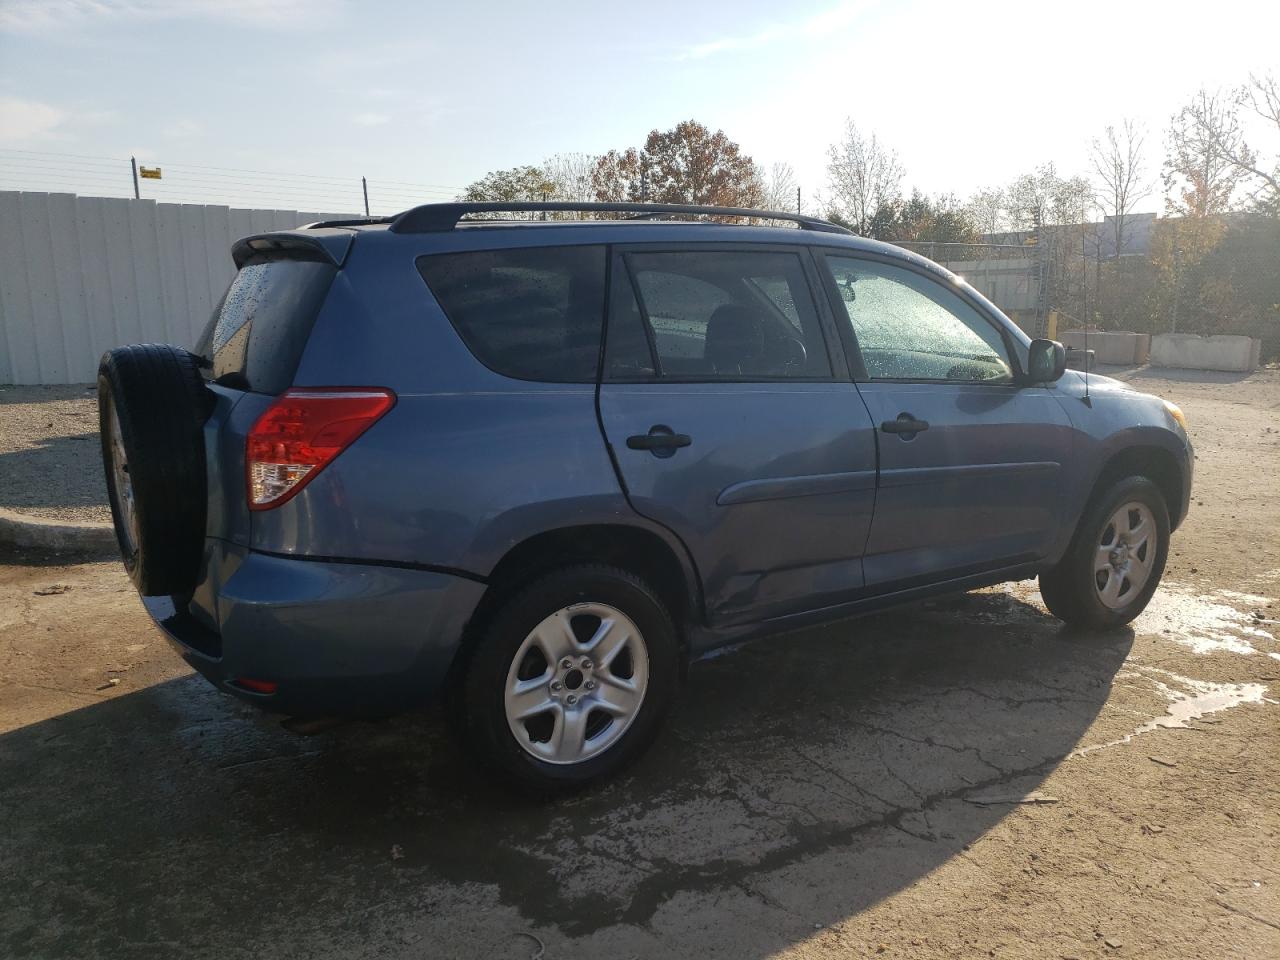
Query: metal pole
796,186,801,214
131,156,140,199
362,176,369,216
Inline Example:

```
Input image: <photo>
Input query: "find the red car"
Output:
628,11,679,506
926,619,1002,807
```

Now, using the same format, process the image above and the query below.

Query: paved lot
1,369,1278,959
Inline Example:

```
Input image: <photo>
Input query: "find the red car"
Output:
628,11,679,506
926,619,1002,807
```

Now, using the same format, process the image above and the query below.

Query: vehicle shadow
0,589,1132,959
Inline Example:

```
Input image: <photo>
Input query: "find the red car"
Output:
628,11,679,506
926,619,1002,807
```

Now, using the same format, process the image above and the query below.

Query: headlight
1163,400,1188,433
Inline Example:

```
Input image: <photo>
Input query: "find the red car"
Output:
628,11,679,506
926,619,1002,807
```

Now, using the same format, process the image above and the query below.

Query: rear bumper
145,545,487,716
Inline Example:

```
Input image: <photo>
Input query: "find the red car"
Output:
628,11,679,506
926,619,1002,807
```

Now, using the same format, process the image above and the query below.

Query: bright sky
1,0,1277,214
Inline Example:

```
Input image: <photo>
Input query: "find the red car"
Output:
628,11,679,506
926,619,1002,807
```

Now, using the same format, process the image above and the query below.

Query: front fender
1049,387,1192,561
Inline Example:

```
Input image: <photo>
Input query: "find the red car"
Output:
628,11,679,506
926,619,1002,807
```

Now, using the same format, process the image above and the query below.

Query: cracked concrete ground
1,368,1278,959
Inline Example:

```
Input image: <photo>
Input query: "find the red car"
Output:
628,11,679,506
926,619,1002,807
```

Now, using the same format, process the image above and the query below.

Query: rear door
597,245,878,626
817,252,1072,588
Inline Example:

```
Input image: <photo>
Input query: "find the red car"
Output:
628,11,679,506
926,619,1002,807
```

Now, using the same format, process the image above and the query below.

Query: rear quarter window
196,258,335,394
417,246,607,382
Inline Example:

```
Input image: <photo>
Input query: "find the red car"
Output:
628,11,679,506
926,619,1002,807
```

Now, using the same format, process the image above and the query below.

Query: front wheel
459,565,681,794
1039,475,1170,628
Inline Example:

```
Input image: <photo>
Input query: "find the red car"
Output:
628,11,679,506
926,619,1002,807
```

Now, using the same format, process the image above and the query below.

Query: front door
818,252,1073,588
597,246,878,625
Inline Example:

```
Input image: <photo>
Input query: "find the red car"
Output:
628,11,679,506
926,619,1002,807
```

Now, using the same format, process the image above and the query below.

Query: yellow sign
139,166,162,180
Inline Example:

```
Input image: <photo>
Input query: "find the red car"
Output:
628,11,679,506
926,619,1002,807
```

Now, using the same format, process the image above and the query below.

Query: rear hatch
187,234,344,626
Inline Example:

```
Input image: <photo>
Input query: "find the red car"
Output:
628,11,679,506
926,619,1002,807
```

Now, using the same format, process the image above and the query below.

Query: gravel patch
0,384,109,524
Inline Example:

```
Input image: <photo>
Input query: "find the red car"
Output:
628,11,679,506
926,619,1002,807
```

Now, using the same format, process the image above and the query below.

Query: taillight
246,388,395,510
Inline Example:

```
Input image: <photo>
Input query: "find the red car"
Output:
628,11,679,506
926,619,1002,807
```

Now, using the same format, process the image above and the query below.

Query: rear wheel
1039,475,1169,628
460,565,680,794
97,344,211,596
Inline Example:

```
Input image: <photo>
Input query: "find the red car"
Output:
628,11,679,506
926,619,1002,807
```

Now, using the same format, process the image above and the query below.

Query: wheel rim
1094,500,1156,610
504,602,650,766
107,402,140,557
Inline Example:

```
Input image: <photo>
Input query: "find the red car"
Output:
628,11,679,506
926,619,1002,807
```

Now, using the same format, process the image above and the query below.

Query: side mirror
1027,338,1066,383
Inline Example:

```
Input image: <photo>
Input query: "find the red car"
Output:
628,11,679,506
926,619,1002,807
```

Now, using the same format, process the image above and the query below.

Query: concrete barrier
1149,334,1262,372
1059,330,1151,365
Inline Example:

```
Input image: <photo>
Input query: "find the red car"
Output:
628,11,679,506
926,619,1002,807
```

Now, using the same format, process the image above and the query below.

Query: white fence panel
0,192,357,384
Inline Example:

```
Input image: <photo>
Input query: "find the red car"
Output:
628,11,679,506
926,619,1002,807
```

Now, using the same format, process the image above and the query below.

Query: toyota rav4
98,201,1193,792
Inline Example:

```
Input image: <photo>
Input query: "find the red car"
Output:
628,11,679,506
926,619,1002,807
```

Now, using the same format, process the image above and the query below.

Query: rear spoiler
231,229,354,269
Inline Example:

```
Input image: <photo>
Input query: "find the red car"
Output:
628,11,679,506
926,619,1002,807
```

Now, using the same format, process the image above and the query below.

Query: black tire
459,565,681,795
1039,475,1170,628
97,344,211,597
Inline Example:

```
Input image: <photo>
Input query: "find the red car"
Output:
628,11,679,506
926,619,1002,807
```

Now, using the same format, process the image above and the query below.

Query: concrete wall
1059,330,1151,365
0,192,357,384
1149,334,1262,373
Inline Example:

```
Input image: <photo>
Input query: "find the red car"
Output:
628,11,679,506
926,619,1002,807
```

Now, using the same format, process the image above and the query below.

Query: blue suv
98,201,1192,791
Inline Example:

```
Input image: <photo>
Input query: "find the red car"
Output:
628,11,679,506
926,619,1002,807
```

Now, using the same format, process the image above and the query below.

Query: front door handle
881,413,930,436
627,426,691,457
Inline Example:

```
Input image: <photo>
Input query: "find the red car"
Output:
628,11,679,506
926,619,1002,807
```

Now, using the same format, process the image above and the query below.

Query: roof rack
386,201,851,235
300,215,395,230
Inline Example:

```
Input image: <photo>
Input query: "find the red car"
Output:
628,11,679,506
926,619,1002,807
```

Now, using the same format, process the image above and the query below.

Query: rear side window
606,250,832,380
195,258,335,394
417,246,607,382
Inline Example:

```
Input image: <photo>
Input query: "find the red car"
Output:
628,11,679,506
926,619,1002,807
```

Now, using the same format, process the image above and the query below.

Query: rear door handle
627,427,691,457
881,414,930,435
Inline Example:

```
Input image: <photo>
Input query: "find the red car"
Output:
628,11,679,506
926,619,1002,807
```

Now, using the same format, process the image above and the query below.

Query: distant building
982,211,1158,258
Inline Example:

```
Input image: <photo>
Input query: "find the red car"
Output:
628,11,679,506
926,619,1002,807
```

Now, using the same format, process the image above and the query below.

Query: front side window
607,250,831,380
826,256,1013,383
417,245,606,382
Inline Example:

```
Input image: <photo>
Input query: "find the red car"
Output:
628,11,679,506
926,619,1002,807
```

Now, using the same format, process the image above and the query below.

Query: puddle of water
1076,668,1270,756
994,579,1276,658
1134,585,1275,656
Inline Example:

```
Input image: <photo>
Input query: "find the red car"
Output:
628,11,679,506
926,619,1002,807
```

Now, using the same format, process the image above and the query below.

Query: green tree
459,164,554,203
873,191,979,243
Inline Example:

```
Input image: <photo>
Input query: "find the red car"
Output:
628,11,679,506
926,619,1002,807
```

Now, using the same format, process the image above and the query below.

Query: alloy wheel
503,602,650,765
1094,500,1156,610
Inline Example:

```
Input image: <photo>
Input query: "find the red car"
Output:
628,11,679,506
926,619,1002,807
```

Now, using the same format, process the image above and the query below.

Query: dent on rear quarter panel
253,232,634,572
249,386,633,572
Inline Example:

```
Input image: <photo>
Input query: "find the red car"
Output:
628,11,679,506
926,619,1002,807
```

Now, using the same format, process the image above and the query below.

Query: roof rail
387,201,852,235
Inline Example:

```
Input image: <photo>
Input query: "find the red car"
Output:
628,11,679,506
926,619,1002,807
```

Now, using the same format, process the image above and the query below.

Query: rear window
417,246,607,382
195,258,335,394
605,250,832,380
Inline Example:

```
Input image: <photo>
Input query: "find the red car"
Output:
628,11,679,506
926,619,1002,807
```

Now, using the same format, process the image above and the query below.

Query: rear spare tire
98,344,211,596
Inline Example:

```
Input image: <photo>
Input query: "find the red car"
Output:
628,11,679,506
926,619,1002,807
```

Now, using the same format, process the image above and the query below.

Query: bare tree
1235,72,1280,209
1006,164,1092,230
759,161,798,212
541,152,598,204
825,119,903,234
1164,89,1250,216
965,186,1007,236
1090,119,1153,258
